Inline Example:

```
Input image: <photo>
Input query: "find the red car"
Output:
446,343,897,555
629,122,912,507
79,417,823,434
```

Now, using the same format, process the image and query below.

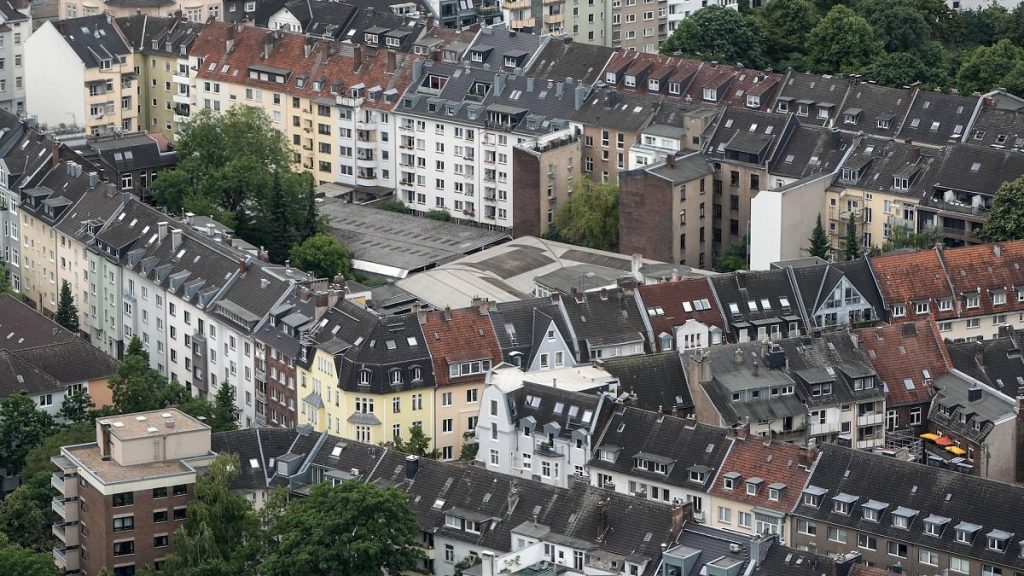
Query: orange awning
934,436,954,446
946,446,967,456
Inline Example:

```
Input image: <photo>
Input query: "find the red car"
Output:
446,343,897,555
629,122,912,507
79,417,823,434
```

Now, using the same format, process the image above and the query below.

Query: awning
934,436,954,446
946,446,967,456
920,433,940,441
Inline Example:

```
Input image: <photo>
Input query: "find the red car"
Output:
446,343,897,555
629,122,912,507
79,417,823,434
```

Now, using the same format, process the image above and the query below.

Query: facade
57,0,220,21
25,16,139,137
52,409,213,575
637,277,725,352
510,131,581,237
784,258,884,329
0,0,30,116
710,267,806,343
558,283,649,361
74,132,177,199
489,296,578,371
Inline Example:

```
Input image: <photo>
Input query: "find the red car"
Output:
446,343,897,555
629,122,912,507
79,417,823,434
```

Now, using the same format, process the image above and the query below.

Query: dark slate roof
834,83,913,138
0,349,65,398
54,15,133,68
750,544,835,576
710,268,803,329
1,128,57,190
306,299,380,358
835,136,940,200
13,342,118,385
84,133,176,173
706,107,792,166
572,86,659,133
768,123,852,179
946,332,1024,396
559,289,648,360
0,0,29,22
777,332,883,408
795,443,1024,570
600,353,692,413
490,297,576,364
212,427,329,490
53,174,125,239
20,162,110,228
590,407,732,493
343,5,424,50
254,284,321,359
772,72,851,126
928,142,1024,198
509,381,609,438
115,14,204,56
526,37,614,85
336,308,435,393
643,151,714,185
464,26,546,69
966,104,1024,149
897,90,977,147
212,264,294,333
0,295,78,349
929,370,1014,444
280,0,357,39
697,343,805,425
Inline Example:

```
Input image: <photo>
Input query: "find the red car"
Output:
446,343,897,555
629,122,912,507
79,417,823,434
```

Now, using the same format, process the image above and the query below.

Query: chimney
671,501,692,536
752,360,759,377
88,172,99,187
158,221,168,242
830,128,841,150
749,534,772,567
606,90,617,107
526,76,535,92
258,246,270,262
631,253,643,281
98,421,112,458
974,339,984,366
911,147,921,164
479,299,489,316
51,141,61,170
263,30,276,59
239,257,248,274
666,154,676,168
352,45,363,72
574,84,588,110
171,228,182,251
387,49,397,73
734,347,744,364
442,306,452,321
225,25,236,53
596,499,609,538
494,72,506,96
968,386,983,402
404,454,420,479
556,81,564,97
480,551,496,576
303,37,314,58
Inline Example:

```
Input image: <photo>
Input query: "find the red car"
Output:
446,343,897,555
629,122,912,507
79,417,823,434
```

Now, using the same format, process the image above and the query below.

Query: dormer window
988,530,1011,551
723,472,740,490
924,515,950,537
599,448,618,462
894,176,909,190
768,483,784,502
668,82,680,95
386,36,400,48
777,101,789,113
606,72,617,84
746,95,760,108
966,294,980,309
702,88,717,102
832,493,856,515
648,79,660,91
861,500,885,522
390,369,402,385
688,465,711,483
915,301,929,315
746,477,763,496
955,522,981,544
802,485,826,507
503,56,516,67
817,107,830,120
893,304,906,317
364,34,378,45
841,168,859,181
471,51,484,63
797,103,808,117
877,118,890,129
358,369,371,385
844,111,860,124
624,75,636,88
939,298,952,311
891,507,917,529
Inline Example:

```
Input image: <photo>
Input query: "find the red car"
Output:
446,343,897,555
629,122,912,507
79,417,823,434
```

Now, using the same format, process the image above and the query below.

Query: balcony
51,472,77,497
173,92,191,105
503,0,530,9
535,441,564,457
52,497,78,522
53,546,80,572
857,412,884,426
172,73,190,85
52,523,79,547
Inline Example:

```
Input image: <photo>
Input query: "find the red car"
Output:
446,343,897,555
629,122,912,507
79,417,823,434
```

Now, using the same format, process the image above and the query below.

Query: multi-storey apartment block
0,0,30,116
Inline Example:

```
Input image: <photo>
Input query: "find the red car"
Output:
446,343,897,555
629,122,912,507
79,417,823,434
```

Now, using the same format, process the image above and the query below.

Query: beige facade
57,0,220,21
612,0,665,52
83,56,141,137
825,185,920,256
56,228,92,331
511,134,582,237
19,205,59,312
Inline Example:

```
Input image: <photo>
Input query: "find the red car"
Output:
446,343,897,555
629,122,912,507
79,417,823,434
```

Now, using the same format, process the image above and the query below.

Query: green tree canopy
424,209,451,222
806,5,883,74
261,481,422,576
289,234,352,281
757,0,820,67
554,178,619,252
862,52,933,87
808,214,830,259
0,542,60,576
56,282,79,333
0,260,12,296
0,487,50,550
881,225,943,252
719,236,748,272
978,177,1024,242
844,211,862,260
857,0,932,54
957,39,1024,96
0,392,56,476
661,5,766,68
58,388,94,424
394,423,439,459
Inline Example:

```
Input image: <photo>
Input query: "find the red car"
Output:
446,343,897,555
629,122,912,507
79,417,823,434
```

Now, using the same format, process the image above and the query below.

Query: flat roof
64,443,197,484
319,199,509,278
489,363,617,393
99,408,208,440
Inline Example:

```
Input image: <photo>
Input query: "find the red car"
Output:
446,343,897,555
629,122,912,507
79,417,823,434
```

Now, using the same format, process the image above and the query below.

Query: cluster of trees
979,177,1024,242
0,336,242,569
151,107,351,274
548,178,620,252
663,0,1024,94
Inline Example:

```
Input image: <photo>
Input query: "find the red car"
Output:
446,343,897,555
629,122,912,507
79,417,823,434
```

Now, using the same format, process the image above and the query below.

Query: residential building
784,258,885,329
667,0,737,28
589,406,732,519
266,0,425,45
946,328,1024,395
57,0,220,21
791,443,1024,576
115,15,204,141
576,85,658,187
708,436,816,542
511,129,581,237
525,36,614,86
771,72,853,128
709,267,806,343
489,296,578,371
423,302,503,461
25,15,139,137
834,82,914,140
619,152,715,268
558,283,649,361
613,0,668,52
895,89,978,148
476,376,614,487
73,132,177,200
854,320,951,437
636,277,725,352
927,370,1020,483
52,409,213,575
600,352,693,415
0,0,30,116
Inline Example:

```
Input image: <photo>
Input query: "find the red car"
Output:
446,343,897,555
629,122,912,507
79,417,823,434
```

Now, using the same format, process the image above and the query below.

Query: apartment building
709,267,806,343
25,15,139,137
619,151,714,268
57,0,220,21
52,409,213,575
73,132,177,200
791,443,1024,576
612,0,667,52
488,296,578,370
510,130,580,237
600,352,694,414
116,15,204,141
666,0,737,30
635,277,725,351
0,0,30,116
784,258,885,329
190,22,416,188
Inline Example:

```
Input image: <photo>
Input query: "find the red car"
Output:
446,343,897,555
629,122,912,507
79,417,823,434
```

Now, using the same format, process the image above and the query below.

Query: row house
73,131,177,200
710,267,805,343
854,320,952,438
707,435,817,543
600,351,694,415
267,0,425,45
589,406,733,520
947,328,1024,395
489,296,579,371
26,15,140,137
476,373,614,488
783,258,885,329
792,443,1024,576
636,277,725,352
558,283,649,361
189,21,417,188
57,0,222,21
870,240,1024,342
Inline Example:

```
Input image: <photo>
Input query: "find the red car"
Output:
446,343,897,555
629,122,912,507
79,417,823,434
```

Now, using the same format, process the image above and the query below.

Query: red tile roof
709,438,816,514
940,240,1024,317
849,565,897,576
869,247,957,320
637,278,724,350
854,320,951,408
422,306,503,387
191,22,418,111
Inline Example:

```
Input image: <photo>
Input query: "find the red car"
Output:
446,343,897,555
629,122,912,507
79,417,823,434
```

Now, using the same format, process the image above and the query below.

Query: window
893,304,906,317
113,540,135,556
153,510,167,523
887,541,907,558
113,492,134,507
489,449,499,465
738,511,751,528
915,301,929,315
828,527,847,543
717,506,731,523
797,519,816,535
950,557,969,574
857,533,876,550
466,388,478,403
154,534,169,547
172,484,187,496
173,507,187,520
966,294,980,309
112,516,134,532
153,487,167,499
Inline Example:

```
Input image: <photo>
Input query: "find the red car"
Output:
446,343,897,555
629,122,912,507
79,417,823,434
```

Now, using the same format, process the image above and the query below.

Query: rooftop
100,408,208,439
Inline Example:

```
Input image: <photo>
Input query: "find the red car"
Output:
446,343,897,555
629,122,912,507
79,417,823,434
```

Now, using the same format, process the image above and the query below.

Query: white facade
591,458,712,518
666,0,737,30
336,98,398,189
24,20,85,129
675,318,721,351
267,7,303,32
0,10,30,115
629,131,682,169
749,175,832,270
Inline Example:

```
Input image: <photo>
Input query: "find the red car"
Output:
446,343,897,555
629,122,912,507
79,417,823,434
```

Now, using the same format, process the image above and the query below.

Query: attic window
606,72,616,84
386,36,400,48
668,82,680,95
777,101,788,113
746,95,760,108
365,33,378,45
893,176,909,191
503,56,517,68
970,162,981,173
702,88,717,102
648,79,660,91
471,51,484,63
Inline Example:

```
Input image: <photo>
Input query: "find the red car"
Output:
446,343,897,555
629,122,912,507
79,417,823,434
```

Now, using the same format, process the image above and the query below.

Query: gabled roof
0,349,65,398
21,161,109,227
83,132,176,173
13,341,118,386
946,330,1024,397
835,136,941,199
772,72,851,126
526,37,614,85
508,381,608,436
336,307,435,393
559,289,648,359
966,98,1024,149
637,278,724,346
795,443,1024,568
709,437,816,514
834,83,913,137
115,14,204,56
939,240,1024,317
787,258,884,321
777,332,883,408
929,142,1024,198
490,297,577,364
897,90,977,147
590,407,732,492
464,26,546,69
855,320,950,408
929,370,1016,444
750,544,835,576
600,352,692,413
769,123,852,179
422,306,502,386
53,15,132,68
0,295,78,350
706,107,792,166
869,246,956,317
710,268,803,328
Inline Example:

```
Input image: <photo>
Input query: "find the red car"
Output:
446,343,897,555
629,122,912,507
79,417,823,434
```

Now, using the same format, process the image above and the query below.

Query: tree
757,0,820,67
719,236,748,272
554,178,619,252
0,487,50,550
806,6,883,74
844,212,861,260
376,200,409,214
661,6,766,68
393,423,439,459
261,481,422,576
956,39,1024,96
881,225,943,252
857,0,932,54
108,353,168,414
212,381,240,432
862,52,933,87
58,388,94,423
424,209,451,222
808,214,830,259
978,177,1024,242
459,432,479,461
0,542,60,576
164,454,259,576
0,260,12,296
0,393,56,476
55,281,80,334
265,169,294,263
125,335,149,363
289,234,352,281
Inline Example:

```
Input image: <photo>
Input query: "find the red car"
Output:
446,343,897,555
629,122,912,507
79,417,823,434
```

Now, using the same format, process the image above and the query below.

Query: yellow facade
19,210,59,314
298,348,436,446
82,56,140,137
56,230,92,331
138,51,189,141
433,381,482,461
826,186,921,253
